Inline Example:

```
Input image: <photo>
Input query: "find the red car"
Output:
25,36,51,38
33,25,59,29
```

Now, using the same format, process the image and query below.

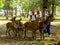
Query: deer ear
10,16,16,21
14,16,16,19
12,16,16,19
18,18,22,21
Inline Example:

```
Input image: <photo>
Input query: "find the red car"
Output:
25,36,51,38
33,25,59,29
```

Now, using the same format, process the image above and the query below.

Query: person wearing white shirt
43,6,51,37
44,9,50,20
36,10,41,19
30,10,36,22
30,15,36,21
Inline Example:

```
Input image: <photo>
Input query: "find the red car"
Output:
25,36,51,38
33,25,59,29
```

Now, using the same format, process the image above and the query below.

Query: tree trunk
11,9,13,16
15,8,17,16
6,9,8,19
26,10,29,18
4,9,6,16
52,0,55,16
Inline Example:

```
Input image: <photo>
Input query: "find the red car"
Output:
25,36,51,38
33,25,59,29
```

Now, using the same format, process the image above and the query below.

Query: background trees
0,0,59,19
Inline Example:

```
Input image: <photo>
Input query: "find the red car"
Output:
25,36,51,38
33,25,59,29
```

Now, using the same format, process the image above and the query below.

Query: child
30,10,36,22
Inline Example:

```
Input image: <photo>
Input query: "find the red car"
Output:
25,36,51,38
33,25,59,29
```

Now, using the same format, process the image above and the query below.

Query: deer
6,17,23,39
38,14,54,40
24,18,41,40
24,14,54,40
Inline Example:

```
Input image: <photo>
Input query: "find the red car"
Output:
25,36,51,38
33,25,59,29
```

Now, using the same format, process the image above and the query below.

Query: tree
4,0,18,19
0,0,4,9
10,0,18,16
4,0,10,19
55,0,60,6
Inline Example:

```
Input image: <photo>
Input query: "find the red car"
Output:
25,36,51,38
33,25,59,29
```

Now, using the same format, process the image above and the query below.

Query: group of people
30,7,51,37
30,10,40,21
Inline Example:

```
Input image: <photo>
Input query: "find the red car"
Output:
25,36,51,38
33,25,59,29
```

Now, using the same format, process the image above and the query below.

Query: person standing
30,10,36,22
43,6,51,37
36,10,41,18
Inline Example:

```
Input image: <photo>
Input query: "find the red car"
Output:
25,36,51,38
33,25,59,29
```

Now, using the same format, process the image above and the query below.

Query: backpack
30,14,36,19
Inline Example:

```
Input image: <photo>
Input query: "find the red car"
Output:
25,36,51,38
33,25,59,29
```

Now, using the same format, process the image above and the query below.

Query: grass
0,16,60,22
54,19,60,22
56,6,60,12
0,17,29,22
0,24,6,34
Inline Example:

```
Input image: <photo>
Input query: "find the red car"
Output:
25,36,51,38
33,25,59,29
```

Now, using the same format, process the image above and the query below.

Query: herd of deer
6,15,54,40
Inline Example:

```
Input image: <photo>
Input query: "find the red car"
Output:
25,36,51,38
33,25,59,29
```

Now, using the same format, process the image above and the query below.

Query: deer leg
13,30,17,37
18,28,23,40
34,31,36,40
6,28,8,36
43,31,44,40
8,30,10,36
18,29,21,40
21,29,23,39
7,29,11,38
32,30,36,40
39,30,42,40
34,30,36,40
32,30,34,40
24,29,26,39
6,28,10,37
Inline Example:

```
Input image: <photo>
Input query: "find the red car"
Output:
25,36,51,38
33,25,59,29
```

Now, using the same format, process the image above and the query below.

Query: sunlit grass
53,19,60,22
0,16,29,22
0,16,60,22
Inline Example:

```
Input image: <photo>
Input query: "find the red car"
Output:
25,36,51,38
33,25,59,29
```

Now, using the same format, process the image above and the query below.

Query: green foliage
56,6,60,11
2,0,57,12
55,0,60,6
0,0,4,9
20,0,41,12
38,41,48,45
29,0,41,11
22,4,29,12
4,0,18,9
10,0,18,9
